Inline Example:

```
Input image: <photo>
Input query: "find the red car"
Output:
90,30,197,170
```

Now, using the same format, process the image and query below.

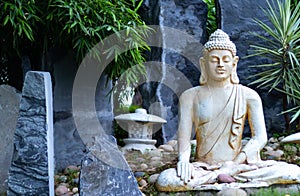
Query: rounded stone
269,143,280,150
265,149,284,158
59,175,68,183
278,136,285,141
263,146,273,151
136,157,146,162
55,185,69,195
268,137,278,143
134,171,145,178
148,173,160,184
150,161,164,167
129,164,137,170
138,179,148,188
140,163,148,170
217,174,236,183
150,156,162,161
217,188,247,196
158,144,174,152
72,187,79,193
166,140,177,147
147,149,162,157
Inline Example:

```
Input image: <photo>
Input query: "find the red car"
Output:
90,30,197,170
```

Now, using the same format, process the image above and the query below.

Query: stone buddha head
200,29,239,85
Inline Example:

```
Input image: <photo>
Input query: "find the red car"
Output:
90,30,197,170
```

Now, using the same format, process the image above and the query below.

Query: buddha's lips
216,69,226,73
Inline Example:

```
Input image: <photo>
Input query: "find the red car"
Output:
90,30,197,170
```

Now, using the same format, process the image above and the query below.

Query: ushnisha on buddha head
200,29,239,85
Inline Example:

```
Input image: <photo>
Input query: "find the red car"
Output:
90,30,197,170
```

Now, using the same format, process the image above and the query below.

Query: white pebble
72,187,79,193
140,163,148,170
158,144,174,152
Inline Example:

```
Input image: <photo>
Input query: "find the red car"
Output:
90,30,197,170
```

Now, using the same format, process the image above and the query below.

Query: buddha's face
205,49,237,82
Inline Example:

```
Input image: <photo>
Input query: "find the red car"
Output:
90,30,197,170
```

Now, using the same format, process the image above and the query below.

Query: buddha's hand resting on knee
177,161,194,184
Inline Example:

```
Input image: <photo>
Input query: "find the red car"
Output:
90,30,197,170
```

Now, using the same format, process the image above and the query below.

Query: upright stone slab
0,85,20,193
7,71,54,196
80,135,142,196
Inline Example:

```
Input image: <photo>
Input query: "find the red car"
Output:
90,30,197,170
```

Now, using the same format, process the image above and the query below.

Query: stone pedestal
115,108,166,153
7,71,54,196
123,138,157,152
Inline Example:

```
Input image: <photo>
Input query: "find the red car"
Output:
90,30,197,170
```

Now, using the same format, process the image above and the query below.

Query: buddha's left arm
241,89,268,164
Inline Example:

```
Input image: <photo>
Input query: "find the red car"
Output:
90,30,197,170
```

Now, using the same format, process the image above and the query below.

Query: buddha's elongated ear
231,56,239,84
199,57,207,85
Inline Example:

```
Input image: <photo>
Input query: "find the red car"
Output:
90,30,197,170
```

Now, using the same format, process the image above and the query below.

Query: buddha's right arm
177,90,195,182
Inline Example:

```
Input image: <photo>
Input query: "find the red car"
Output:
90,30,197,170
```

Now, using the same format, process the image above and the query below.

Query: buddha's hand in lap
177,161,194,184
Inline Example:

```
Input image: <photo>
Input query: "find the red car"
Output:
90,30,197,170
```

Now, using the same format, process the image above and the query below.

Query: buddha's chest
193,93,235,124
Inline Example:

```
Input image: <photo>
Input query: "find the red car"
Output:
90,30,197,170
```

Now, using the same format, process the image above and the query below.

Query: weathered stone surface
7,71,54,196
54,115,86,171
141,0,207,143
0,85,21,193
217,0,285,133
80,135,142,196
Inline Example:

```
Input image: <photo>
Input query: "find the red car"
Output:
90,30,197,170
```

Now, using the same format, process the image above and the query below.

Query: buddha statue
156,29,300,192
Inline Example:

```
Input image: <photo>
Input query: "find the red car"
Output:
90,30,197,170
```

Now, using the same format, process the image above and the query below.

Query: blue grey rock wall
0,85,20,193
157,0,207,142
140,0,207,144
7,71,54,195
217,0,286,133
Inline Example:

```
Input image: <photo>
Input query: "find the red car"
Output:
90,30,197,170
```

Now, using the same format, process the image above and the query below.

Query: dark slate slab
7,71,54,196
217,0,286,133
80,135,142,196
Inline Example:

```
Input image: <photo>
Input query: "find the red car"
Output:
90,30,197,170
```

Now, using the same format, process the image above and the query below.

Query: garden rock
0,85,20,193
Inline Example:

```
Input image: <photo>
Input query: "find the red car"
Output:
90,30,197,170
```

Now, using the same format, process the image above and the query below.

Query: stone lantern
114,108,166,153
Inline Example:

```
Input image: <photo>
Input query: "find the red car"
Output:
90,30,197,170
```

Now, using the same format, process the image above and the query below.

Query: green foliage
113,120,128,147
203,0,217,37
190,143,196,161
247,0,300,124
253,188,299,196
0,0,150,89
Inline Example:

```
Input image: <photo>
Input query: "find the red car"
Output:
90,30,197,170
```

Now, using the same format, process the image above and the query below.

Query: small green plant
247,0,300,131
113,120,128,147
190,143,196,161
280,142,300,164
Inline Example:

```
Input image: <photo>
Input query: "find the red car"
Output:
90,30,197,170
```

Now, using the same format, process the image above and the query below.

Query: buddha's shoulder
180,86,202,98
238,84,261,100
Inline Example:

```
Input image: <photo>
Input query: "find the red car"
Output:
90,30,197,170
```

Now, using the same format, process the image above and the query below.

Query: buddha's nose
218,61,224,67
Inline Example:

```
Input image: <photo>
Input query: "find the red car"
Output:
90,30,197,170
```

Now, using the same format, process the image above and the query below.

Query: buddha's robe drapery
194,84,261,164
